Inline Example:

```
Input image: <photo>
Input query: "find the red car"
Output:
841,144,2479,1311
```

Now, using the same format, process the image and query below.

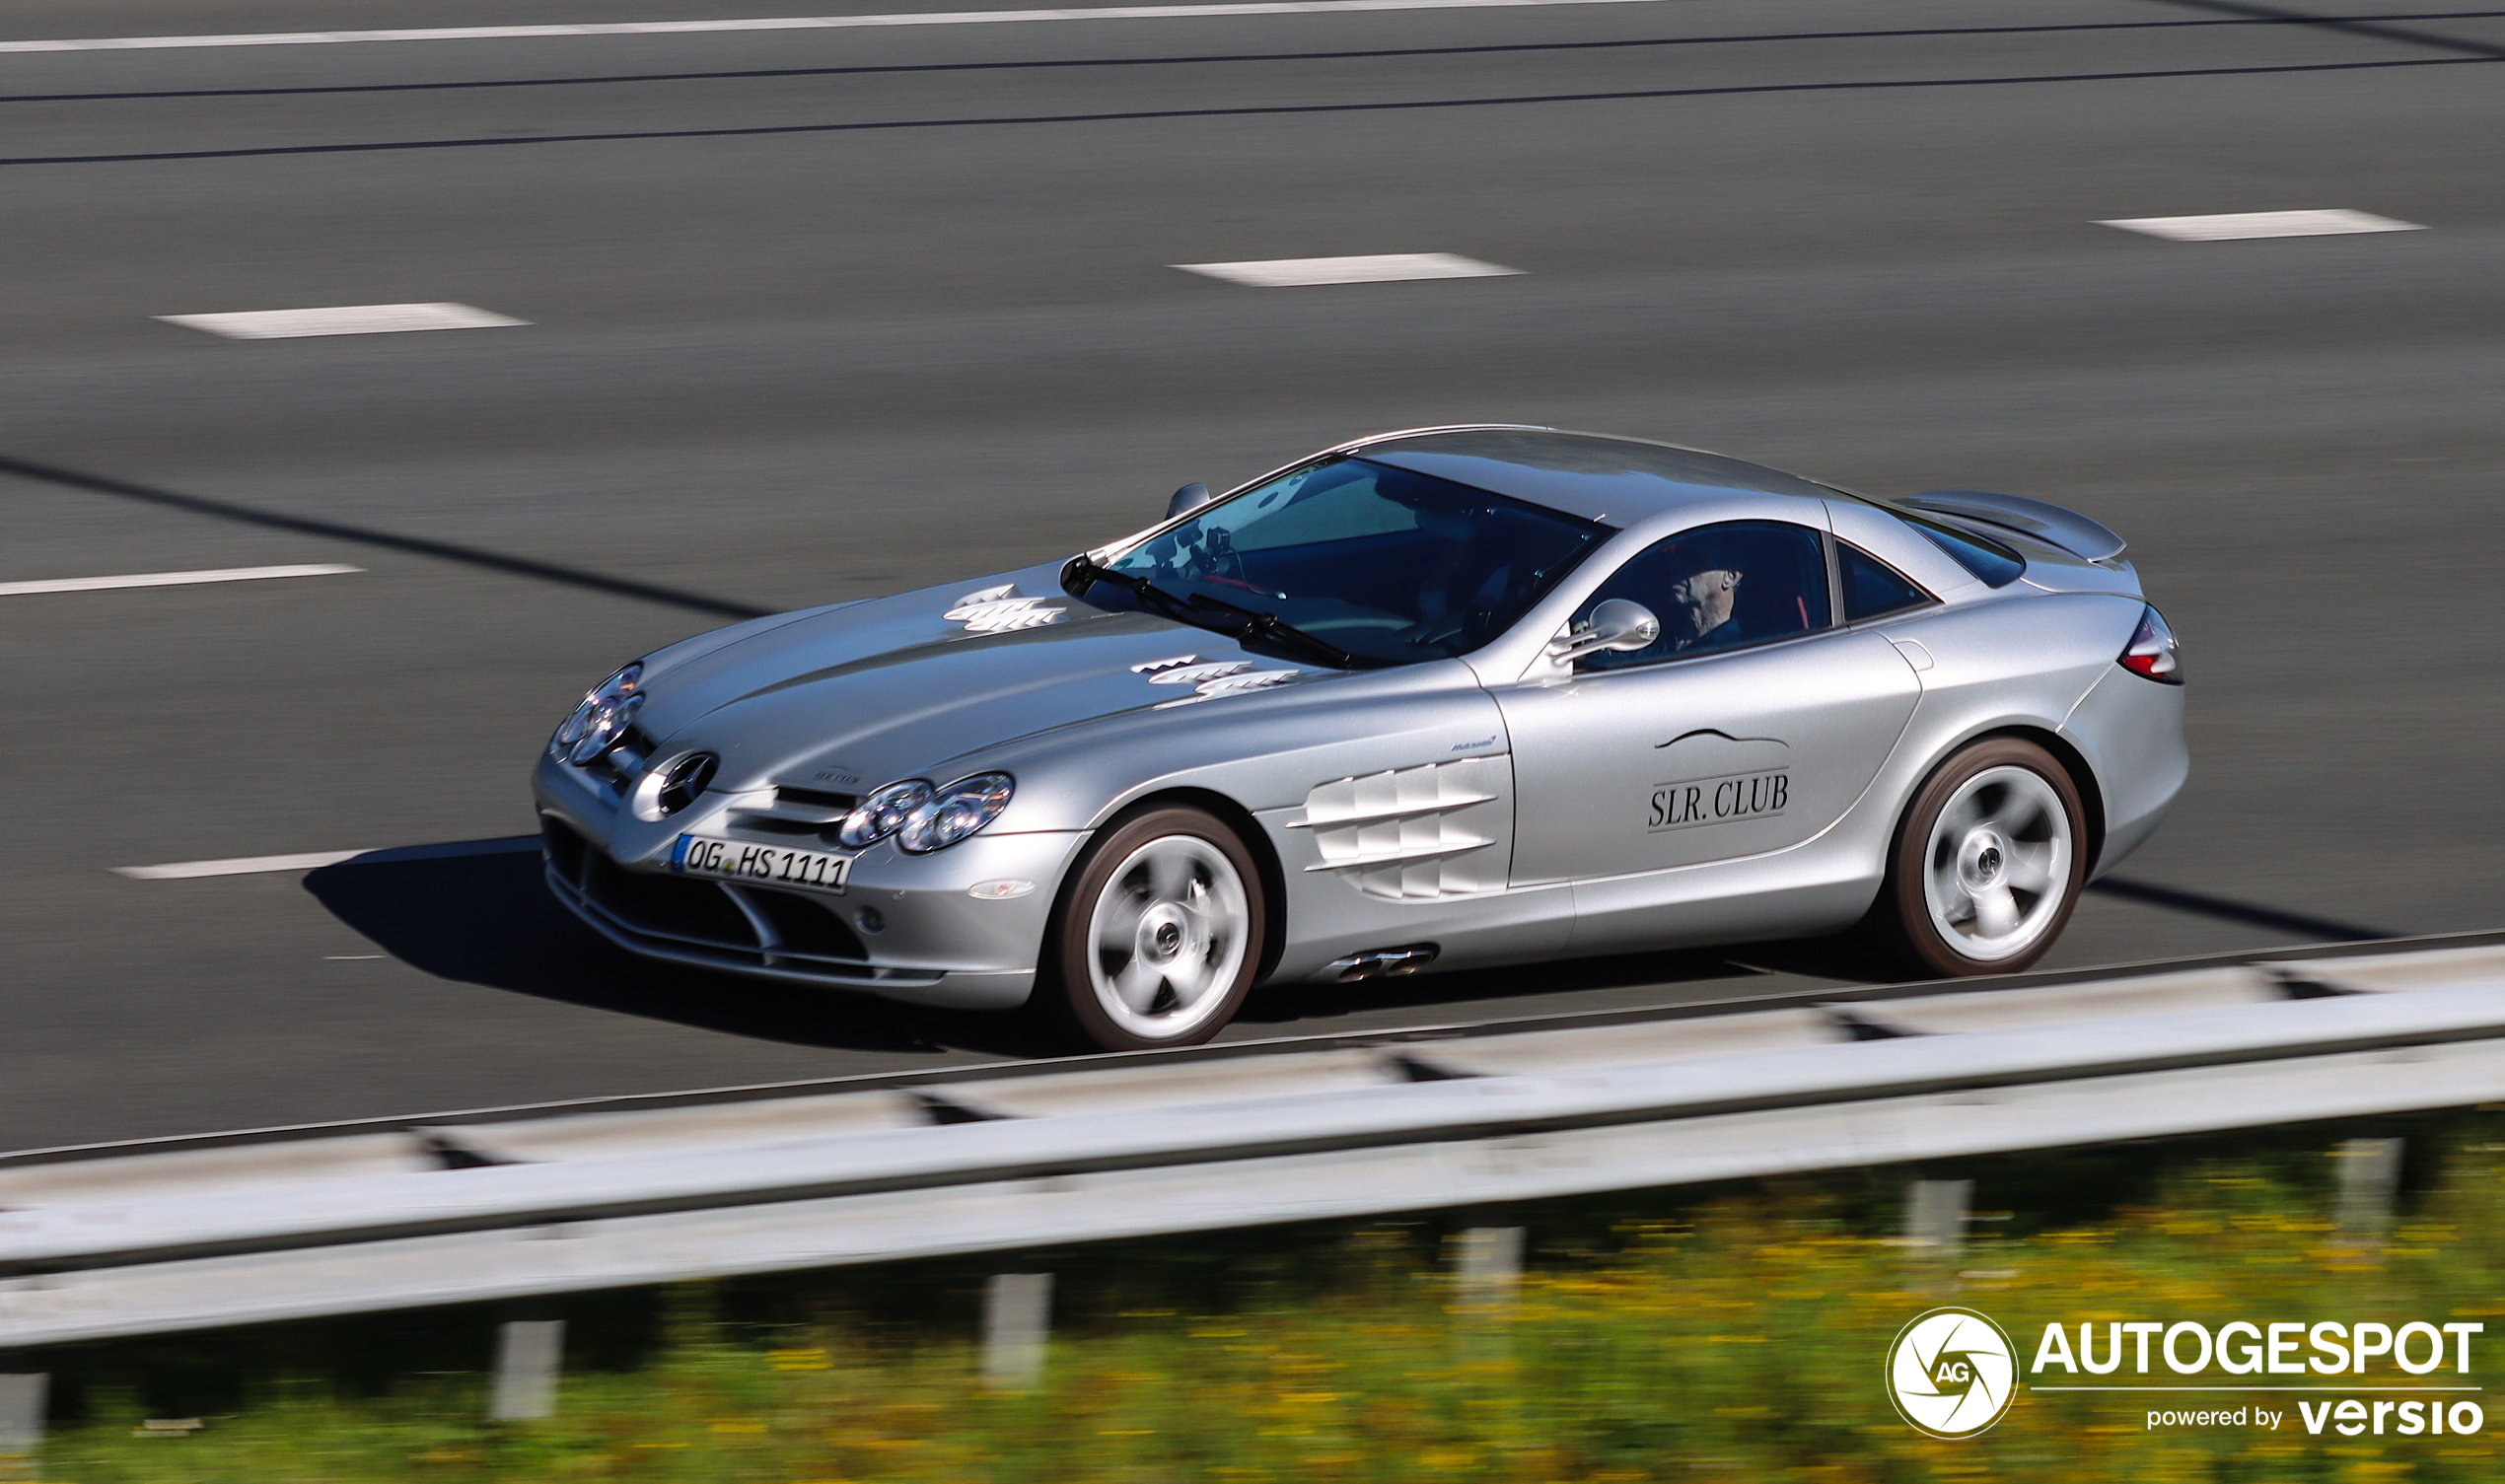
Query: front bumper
535,749,1077,1011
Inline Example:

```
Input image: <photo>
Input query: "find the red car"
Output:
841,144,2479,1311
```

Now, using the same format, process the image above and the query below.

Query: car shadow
304,838,1899,1059
302,842,1042,1057
1233,933,1880,1029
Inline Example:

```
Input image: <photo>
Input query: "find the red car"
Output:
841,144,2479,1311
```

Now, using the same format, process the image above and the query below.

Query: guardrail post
983,1273,1052,1391
490,1317,565,1421
1452,1226,1525,1363
1903,1178,1972,1254
0,1369,45,1455
2335,1137,2404,1244
1454,1226,1525,1314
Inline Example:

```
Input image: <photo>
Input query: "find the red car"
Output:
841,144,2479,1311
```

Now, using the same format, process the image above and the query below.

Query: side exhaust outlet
1329,945,1440,982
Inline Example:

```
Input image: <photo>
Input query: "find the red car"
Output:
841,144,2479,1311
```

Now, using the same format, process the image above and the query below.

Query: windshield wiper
1063,556,1362,671
1061,556,1200,624
1182,592,1362,671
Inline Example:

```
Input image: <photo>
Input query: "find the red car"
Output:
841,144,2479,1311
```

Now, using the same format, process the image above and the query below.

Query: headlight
552,663,645,764
839,773,1015,853
838,779,934,848
896,773,1016,854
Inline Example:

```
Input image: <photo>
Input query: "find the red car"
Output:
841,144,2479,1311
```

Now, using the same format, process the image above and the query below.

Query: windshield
1075,457,1610,667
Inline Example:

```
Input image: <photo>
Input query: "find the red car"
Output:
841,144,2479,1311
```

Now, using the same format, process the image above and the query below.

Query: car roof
1352,427,1843,526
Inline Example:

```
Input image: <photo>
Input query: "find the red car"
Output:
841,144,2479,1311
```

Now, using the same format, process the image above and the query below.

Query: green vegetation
14,1120,2502,1483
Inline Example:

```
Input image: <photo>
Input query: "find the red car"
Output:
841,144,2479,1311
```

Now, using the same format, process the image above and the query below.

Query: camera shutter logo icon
1886,1307,2019,1438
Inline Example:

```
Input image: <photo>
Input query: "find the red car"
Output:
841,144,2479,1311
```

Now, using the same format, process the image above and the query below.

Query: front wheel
1042,806,1266,1051
1872,738,2086,978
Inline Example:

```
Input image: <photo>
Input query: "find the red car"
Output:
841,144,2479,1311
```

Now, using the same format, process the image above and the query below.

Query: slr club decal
1648,768,1790,831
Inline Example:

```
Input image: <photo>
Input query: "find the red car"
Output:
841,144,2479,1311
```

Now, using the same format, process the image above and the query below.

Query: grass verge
13,1117,2503,1483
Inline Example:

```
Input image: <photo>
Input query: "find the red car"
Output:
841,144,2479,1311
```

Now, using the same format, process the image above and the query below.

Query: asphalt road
5,0,2500,1152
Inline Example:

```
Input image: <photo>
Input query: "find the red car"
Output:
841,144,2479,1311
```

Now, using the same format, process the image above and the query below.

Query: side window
1577,520,1831,671
1897,511,2025,587
1838,541,1934,621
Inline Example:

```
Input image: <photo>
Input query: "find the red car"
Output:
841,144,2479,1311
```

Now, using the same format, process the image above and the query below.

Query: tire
1870,738,2087,979
1039,806,1267,1052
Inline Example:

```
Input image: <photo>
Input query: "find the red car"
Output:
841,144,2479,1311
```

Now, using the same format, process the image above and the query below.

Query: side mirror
1166,482,1214,520
1548,599,1661,665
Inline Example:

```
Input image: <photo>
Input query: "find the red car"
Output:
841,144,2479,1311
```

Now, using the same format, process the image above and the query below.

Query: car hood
633,564,1332,794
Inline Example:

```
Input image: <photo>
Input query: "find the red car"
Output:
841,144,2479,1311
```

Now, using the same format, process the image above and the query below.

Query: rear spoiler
1898,490,2127,563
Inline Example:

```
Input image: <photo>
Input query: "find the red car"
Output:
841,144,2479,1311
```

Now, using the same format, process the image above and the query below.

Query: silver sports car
534,427,2185,1050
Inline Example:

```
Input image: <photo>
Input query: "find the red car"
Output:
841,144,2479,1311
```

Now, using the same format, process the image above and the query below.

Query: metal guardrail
11,931,2490,1170
2,939,2500,1349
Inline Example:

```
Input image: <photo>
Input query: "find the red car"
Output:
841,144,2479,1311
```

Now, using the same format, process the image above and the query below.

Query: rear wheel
1872,738,2086,978
1042,806,1265,1051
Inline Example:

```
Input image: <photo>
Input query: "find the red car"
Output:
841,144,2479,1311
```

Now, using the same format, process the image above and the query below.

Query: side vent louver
1295,756,1504,900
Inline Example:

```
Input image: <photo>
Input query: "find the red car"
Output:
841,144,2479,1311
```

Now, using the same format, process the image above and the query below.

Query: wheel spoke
1144,847,1195,903
1973,883,2022,939
1095,893,1147,954
1999,795,2050,841
1937,792,1985,841
1177,891,1231,942
1165,954,1217,1008
1933,790,1973,840
2004,842,2058,893
1109,957,1164,1013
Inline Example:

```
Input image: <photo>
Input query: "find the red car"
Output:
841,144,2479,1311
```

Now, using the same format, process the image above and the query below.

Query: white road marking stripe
115,837,540,881
116,851,368,880
158,304,529,339
2097,209,2425,242
1175,251,1520,286
0,563,362,598
0,0,1677,53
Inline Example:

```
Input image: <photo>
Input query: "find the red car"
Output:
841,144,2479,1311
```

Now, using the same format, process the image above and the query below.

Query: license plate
670,834,851,892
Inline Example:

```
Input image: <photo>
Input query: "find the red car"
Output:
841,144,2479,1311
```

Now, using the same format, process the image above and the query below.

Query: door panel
1497,630,1922,946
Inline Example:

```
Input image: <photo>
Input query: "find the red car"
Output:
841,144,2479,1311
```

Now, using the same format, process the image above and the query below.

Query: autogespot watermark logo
1886,1307,2021,1438
1884,1309,2487,1442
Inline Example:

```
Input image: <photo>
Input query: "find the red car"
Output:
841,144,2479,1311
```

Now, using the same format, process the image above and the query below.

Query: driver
1663,565,1746,651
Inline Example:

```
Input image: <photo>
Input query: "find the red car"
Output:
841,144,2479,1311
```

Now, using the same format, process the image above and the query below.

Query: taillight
2118,604,2182,684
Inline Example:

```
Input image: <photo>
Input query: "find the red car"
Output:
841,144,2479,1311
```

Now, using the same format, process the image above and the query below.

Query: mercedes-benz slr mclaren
534,427,2186,1050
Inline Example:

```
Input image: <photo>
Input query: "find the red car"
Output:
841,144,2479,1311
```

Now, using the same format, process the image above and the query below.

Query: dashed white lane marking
0,0,1676,54
158,304,529,339
0,563,362,598
117,851,367,880
115,836,540,881
1175,252,1521,286
2097,209,2425,242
